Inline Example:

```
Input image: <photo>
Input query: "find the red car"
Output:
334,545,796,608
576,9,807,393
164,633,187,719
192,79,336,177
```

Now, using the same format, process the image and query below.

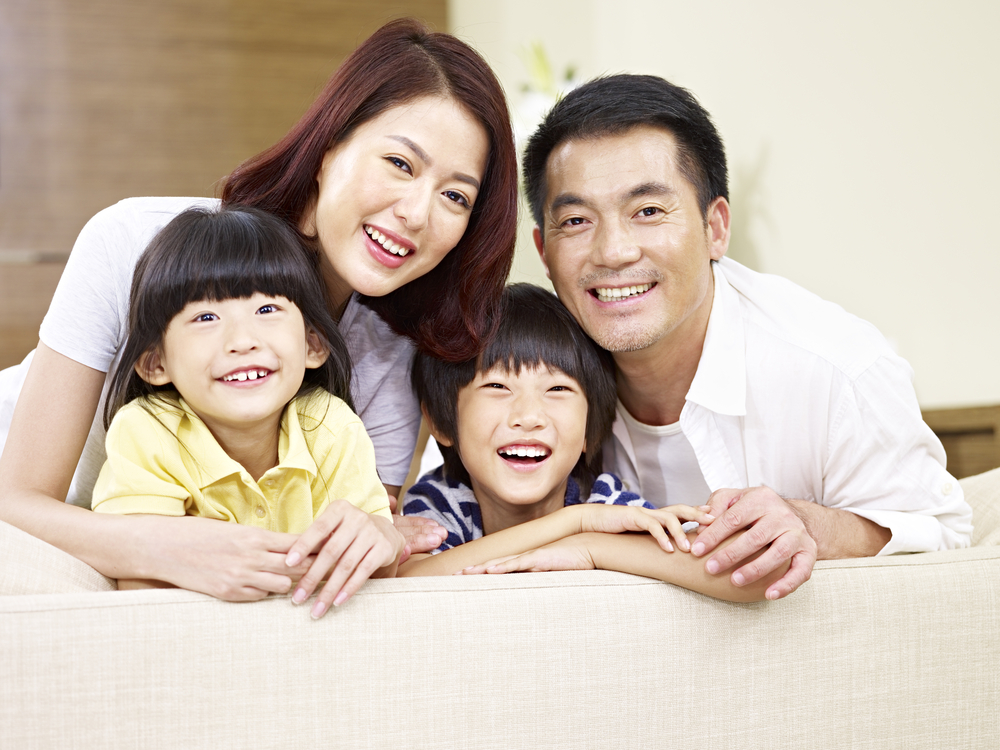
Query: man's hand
692,486,817,600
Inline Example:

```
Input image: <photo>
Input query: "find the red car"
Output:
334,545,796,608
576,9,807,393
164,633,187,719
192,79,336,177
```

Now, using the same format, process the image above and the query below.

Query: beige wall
450,0,1000,409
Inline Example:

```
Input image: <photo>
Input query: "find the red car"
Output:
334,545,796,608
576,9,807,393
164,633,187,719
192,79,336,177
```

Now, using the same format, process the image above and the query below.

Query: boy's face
137,293,327,441
444,363,588,516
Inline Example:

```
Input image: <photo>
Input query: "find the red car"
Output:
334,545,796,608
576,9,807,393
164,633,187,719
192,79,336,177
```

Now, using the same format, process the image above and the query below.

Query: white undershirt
617,401,711,508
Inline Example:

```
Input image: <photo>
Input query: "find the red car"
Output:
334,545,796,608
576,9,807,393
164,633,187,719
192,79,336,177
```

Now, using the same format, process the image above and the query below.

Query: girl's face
137,293,328,441
433,363,589,521
302,96,490,310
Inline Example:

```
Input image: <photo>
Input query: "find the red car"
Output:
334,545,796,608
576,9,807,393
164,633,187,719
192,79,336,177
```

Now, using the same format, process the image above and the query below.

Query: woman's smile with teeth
593,283,653,302
221,369,270,382
365,225,411,257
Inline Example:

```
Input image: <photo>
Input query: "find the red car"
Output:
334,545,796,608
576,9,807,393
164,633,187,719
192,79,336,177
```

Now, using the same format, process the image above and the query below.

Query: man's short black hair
412,283,616,492
522,74,729,231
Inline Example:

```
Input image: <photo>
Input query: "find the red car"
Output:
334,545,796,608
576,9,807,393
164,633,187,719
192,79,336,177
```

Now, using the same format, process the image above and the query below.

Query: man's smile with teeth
221,368,270,382
593,283,654,302
364,225,411,257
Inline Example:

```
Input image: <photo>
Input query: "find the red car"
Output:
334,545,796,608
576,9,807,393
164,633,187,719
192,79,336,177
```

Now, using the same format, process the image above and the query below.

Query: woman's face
303,96,490,309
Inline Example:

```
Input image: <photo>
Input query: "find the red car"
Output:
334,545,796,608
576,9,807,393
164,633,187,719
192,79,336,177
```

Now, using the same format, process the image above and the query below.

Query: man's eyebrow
388,135,481,190
549,193,587,215
624,182,674,203
549,182,676,216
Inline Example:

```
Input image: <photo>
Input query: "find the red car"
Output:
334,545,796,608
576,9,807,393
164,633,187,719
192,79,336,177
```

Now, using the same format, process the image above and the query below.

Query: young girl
399,284,785,602
92,206,401,616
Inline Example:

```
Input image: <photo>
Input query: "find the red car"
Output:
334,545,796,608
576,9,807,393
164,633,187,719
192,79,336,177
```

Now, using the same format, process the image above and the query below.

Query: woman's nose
393,181,432,231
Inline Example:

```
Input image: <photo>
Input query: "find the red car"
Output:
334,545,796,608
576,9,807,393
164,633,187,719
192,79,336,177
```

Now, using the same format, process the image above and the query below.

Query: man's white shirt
605,257,972,555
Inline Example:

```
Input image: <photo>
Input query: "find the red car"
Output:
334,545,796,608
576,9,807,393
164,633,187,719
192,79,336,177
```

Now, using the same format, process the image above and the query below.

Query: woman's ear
134,348,171,386
304,329,330,369
421,404,453,447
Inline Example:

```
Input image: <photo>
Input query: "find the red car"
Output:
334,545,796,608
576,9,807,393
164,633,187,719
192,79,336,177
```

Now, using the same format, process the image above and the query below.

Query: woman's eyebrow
388,135,481,190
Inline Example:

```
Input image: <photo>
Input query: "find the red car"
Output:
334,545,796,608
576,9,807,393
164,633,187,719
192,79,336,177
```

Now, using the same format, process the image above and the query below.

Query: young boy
398,285,784,602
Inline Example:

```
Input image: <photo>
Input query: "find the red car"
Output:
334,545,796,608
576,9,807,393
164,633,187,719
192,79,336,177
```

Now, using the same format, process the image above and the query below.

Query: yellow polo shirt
92,391,390,532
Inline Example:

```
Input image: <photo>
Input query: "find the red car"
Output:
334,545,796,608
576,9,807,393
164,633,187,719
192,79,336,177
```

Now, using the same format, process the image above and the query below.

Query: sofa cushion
960,466,1000,545
0,520,115,595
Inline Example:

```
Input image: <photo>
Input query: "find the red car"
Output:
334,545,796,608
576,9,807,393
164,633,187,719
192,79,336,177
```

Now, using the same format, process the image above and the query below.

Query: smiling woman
0,19,518,610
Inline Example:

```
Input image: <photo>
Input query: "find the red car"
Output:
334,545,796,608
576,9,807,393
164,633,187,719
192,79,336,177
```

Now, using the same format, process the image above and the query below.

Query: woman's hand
136,514,311,600
284,501,404,618
576,504,714,552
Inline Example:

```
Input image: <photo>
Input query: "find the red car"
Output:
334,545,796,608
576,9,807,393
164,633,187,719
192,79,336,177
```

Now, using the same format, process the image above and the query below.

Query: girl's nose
225,320,260,353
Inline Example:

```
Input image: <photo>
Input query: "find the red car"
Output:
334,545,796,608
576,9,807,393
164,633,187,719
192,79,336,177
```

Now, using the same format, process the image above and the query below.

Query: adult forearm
788,499,891,559
585,532,783,603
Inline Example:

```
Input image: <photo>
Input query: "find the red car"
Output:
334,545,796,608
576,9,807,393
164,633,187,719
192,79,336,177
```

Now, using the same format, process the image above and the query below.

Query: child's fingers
660,504,716,524
457,555,520,575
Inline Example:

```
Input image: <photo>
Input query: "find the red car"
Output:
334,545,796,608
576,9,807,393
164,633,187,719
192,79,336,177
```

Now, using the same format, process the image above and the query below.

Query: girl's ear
421,404,453,447
304,329,330,369
135,348,171,386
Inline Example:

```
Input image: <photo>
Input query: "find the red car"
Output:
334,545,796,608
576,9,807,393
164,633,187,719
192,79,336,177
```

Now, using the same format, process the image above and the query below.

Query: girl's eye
387,156,412,174
193,312,218,323
256,304,278,315
444,190,471,209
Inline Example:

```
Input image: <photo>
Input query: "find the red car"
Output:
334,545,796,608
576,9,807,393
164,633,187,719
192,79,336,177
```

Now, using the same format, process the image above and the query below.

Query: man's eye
564,217,585,226
637,207,661,217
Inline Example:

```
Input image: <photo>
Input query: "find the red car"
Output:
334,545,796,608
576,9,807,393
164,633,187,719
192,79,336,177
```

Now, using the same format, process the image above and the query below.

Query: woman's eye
444,190,471,209
387,156,412,174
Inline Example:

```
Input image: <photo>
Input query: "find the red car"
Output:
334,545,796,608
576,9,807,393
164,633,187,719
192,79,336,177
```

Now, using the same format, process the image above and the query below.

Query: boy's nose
509,395,546,430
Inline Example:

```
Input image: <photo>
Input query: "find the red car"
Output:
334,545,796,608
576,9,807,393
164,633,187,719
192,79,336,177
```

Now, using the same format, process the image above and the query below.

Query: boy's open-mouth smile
219,368,272,383
590,282,655,303
498,443,552,464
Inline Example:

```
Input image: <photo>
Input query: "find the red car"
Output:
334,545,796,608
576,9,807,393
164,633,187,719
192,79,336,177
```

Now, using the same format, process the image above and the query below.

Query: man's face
534,126,729,355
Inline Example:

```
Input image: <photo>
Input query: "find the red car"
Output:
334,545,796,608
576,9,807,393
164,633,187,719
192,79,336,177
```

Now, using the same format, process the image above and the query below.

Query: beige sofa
2,470,999,750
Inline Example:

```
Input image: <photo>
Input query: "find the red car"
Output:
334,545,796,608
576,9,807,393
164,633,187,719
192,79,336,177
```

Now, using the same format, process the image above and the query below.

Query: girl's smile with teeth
365,225,412,257
221,368,271,383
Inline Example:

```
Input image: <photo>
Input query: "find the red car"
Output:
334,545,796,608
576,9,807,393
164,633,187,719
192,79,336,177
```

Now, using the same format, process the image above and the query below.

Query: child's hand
284,501,404,618
577,503,714,552
459,536,596,575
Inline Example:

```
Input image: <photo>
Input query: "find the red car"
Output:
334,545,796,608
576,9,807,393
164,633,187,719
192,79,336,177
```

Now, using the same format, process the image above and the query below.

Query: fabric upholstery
1,467,999,748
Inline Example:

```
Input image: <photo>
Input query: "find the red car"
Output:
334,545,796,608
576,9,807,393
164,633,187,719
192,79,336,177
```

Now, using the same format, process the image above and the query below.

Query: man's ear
304,329,330,369
134,348,171,386
421,404,453,447
532,226,552,281
706,196,732,261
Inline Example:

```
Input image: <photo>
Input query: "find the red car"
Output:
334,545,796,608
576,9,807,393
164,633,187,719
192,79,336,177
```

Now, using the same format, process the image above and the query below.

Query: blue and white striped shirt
402,467,655,553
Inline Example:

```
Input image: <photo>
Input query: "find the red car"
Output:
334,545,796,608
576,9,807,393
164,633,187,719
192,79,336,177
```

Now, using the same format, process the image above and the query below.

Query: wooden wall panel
0,0,445,367
0,0,447,260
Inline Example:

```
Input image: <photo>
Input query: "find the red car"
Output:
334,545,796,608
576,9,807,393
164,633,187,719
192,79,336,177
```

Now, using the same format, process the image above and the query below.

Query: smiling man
523,74,972,600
